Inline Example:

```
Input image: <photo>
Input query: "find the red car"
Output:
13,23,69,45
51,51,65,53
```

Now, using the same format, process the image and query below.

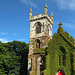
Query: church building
28,3,75,75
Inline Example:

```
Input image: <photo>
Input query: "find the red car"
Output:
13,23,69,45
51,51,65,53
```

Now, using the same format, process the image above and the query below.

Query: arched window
36,39,40,49
59,46,66,66
35,22,41,34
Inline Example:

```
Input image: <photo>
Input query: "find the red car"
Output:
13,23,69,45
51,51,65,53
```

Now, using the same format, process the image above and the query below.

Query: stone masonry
28,3,53,75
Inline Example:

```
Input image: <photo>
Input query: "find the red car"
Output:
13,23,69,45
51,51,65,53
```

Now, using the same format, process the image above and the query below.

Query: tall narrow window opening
59,46,66,66
35,22,41,34
36,39,40,49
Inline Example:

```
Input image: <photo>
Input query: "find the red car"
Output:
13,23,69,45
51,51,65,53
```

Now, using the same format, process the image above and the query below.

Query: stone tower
28,3,53,75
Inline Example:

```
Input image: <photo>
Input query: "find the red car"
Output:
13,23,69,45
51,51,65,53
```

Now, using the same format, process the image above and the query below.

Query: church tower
28,3,53,75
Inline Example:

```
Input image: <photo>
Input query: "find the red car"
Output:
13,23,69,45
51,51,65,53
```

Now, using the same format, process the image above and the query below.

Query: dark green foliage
44,26,75,75
57,26,64,34
34,48,46,56
64,31,69,38
0,41,28,75
69,36,74,44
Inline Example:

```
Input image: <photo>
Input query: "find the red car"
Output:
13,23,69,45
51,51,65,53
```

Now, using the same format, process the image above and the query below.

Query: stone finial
44,2,48,14
58,22,62,26
45,2,48,8
51,11,53,20
30,7,32,13
29,7,32,20
51,11,53,17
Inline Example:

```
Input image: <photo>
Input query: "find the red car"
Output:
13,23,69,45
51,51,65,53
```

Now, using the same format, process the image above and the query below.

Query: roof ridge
60,33,75,48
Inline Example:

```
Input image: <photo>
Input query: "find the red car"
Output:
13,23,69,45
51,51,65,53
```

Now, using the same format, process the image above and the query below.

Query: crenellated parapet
30,13,53,25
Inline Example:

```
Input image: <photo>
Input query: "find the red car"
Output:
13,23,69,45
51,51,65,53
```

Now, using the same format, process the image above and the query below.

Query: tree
0,41,29,75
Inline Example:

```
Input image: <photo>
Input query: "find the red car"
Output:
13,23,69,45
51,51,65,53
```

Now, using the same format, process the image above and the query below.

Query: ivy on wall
43,26,75,75
34,48,46,56
32,25,75,75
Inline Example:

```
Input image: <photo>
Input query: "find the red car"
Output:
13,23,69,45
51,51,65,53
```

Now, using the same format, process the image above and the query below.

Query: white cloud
0,32,7,35
20,0,37,8
21,0,29,4
57,0,75,10
62,22,75,30
69,0,75,10
0,38,8,43
54,21,75,30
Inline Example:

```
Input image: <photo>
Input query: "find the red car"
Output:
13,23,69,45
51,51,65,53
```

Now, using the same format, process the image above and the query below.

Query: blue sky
0,0,75,43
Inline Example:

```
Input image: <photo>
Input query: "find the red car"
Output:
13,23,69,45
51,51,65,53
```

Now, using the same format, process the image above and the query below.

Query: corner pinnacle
45,2,48,8
30,7,32,13
51,11,53,17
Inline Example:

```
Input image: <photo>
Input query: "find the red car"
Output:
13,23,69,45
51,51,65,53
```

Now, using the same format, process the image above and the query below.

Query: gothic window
59,46,66,66
36,39,40,49
35,22,41,34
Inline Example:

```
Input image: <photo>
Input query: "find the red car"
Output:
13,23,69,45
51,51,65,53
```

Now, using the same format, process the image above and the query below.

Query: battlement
30,13,53,25
33,14,43,18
